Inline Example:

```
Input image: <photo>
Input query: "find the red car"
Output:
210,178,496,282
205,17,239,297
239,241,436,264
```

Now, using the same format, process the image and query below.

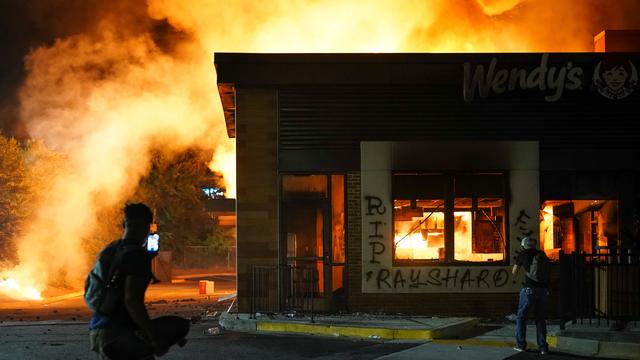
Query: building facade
215,42,640,316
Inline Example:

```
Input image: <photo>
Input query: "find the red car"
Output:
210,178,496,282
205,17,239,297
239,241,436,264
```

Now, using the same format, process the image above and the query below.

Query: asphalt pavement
0,321,416,360
0,320,628,360
0,275,635,359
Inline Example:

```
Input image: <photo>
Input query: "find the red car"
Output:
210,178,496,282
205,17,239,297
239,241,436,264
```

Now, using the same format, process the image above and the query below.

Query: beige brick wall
236,88,279,312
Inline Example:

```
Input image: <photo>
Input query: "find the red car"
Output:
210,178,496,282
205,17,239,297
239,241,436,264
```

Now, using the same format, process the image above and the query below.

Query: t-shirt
89,239,152,329
516,248,548,288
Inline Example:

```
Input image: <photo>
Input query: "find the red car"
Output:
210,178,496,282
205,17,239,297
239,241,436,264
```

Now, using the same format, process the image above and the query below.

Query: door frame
279,174,346,312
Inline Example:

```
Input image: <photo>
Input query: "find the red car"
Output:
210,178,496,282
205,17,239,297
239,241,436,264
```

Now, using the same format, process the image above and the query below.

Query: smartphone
146,233,160,252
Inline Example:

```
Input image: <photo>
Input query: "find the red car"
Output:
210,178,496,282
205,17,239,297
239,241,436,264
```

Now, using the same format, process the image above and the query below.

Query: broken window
393,174,506,263
394,199,445,261
540,200,618,260
454,197,505,262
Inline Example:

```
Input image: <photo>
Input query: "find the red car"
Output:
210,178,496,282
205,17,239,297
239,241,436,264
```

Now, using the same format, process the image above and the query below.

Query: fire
395,212,444,260
0,270,43,301
394,210,504,262
1,0,636,301
208,141,236,198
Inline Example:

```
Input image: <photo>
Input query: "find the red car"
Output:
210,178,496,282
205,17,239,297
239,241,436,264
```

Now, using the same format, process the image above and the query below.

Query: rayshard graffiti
362,194,520,293
365,267,512,290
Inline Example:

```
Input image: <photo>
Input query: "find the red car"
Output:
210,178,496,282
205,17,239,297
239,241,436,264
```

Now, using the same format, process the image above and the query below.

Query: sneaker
513,347,525,352
540,349,548,355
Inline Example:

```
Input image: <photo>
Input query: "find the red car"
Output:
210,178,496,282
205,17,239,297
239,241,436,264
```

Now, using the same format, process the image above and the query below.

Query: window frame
392,172,509,266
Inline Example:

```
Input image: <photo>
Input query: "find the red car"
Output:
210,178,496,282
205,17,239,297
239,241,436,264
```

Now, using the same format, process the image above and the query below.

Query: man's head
521,236,536,250
123,203,153,244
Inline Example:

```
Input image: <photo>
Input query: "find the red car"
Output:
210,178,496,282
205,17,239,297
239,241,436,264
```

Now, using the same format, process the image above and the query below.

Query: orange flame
0,270,43,301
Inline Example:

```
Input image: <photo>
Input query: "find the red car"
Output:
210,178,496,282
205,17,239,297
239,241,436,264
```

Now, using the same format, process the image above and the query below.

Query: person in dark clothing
512,236,549,355
89,203,189,359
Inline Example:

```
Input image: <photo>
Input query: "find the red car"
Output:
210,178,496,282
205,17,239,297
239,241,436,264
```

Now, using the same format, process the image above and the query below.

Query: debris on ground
203,326,221,335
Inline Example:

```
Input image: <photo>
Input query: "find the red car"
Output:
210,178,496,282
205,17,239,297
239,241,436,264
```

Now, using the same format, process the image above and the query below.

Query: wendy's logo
593,55,638,100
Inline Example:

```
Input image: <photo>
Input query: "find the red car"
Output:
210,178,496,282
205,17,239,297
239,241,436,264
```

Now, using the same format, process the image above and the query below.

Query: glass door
281,175,345,311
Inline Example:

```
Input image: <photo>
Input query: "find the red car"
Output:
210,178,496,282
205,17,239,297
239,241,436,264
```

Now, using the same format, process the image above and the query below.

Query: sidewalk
220,313,478,341
555,322,640,359
220,313,640,359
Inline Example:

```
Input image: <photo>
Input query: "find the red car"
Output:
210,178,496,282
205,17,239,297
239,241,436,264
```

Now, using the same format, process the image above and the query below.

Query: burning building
215,30,640,316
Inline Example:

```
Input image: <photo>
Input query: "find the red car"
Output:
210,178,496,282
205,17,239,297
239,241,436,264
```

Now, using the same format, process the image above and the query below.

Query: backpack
526,250,550,284
84,240,138,315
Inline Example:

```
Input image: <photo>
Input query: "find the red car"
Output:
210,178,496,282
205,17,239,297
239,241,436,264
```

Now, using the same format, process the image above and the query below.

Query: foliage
205,226,232,256
129,147,226,260
0,133,227,268
0,135,65,263
0,136,26,261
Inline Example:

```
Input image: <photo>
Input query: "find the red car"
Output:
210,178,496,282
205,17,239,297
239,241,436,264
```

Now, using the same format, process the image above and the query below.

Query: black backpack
526,250,550,284
84,240,138,315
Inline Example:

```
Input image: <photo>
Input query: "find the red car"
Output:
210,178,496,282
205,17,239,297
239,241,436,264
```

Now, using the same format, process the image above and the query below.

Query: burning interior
540,200,619,260
282,175,346,296
393,173,506,263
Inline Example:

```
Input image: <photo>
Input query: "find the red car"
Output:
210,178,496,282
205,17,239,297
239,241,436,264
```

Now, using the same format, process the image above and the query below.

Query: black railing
282,265,316,322
559,250,640,329
251,265,279,317
251,264,317,321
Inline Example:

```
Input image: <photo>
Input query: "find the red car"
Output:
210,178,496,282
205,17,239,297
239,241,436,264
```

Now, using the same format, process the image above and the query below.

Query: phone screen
147,233,159,252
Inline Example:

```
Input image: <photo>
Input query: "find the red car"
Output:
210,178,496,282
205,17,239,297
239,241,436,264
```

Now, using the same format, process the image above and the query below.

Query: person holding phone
89,203,189,359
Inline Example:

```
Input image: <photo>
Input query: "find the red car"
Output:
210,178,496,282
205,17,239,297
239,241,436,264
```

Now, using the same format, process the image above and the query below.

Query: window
393,173,506,263
454,197,505,262
540,200,618,260
394,199,445,261
282,175,327,199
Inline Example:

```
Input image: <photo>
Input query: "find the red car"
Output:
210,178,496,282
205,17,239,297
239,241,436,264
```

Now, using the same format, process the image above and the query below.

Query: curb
255,318,478,341
436,335,640,360
597,340,640,359
433,335,557,349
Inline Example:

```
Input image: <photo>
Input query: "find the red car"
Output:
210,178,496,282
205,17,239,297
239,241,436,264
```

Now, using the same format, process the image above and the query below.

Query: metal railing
559,250,640,329
251,264,317,321
251,265,279,316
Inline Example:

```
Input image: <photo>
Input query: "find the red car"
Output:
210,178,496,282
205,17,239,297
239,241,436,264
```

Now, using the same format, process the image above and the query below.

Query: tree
0,136,27,262
129,147,226,262
0,135,65,264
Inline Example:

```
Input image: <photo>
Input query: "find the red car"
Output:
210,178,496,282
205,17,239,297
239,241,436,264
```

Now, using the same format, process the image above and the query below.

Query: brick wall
236,88,279,312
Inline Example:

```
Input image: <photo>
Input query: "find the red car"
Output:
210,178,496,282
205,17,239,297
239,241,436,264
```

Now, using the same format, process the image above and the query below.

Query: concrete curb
597,340,640,360
433,335,557,350
256,319,478,340
220,314,478,341
554,335,599,357
436,335,640,360
219,314,639,359
219,314,257,332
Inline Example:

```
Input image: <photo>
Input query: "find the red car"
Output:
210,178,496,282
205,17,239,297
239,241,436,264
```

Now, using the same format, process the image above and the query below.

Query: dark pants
516,287,549,351
90,316,190,360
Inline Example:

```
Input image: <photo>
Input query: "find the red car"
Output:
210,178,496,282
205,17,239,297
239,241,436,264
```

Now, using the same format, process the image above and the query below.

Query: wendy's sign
463,54,638,102
593,55,639,100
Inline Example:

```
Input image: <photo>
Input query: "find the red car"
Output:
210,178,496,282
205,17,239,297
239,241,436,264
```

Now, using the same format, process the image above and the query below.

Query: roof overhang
217,83,235,138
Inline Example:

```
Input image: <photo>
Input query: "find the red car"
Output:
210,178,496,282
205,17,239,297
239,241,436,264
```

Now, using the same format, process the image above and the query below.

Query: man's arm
124,275,154,338
512,251,523,275
512,264,519,275
124,275,169,355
